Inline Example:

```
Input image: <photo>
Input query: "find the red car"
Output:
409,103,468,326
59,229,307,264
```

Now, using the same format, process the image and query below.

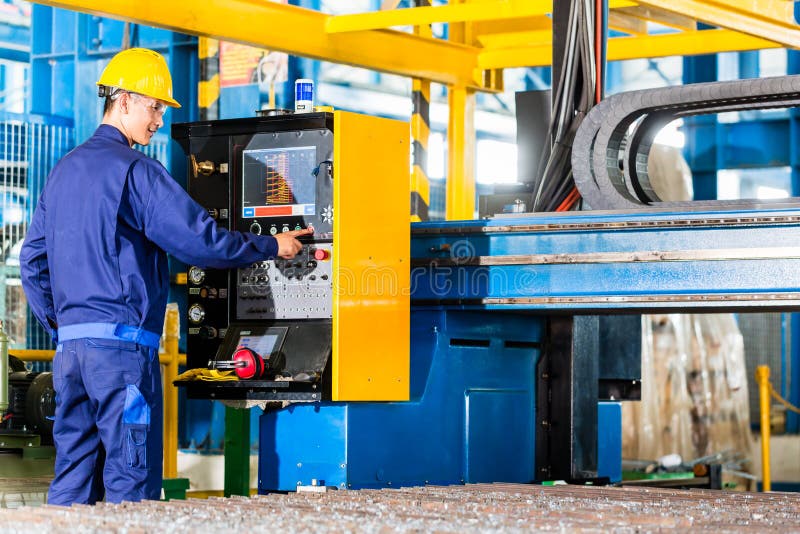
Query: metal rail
413,247,800,267
412,212,800,235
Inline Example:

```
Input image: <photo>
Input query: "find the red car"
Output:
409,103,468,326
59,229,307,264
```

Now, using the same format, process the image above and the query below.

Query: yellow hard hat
97,48,181,108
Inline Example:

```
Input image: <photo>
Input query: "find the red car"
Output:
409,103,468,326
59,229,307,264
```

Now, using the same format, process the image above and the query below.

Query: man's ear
119,92,129,114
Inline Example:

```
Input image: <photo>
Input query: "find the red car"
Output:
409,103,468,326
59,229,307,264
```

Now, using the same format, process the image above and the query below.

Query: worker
19,48,311,505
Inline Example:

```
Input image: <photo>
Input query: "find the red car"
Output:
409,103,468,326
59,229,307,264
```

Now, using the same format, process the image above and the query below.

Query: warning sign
219,42,262,87
219,42,289,88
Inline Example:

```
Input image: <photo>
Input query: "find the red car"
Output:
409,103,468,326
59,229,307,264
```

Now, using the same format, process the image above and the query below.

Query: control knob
199,326,218,339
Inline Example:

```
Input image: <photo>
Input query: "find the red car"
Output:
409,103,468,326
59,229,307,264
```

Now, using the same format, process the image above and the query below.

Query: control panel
237,243,333,320
172,111,410,403
174,114,335,400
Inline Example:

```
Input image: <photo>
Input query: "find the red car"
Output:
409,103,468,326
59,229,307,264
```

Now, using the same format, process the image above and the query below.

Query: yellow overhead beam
30,0,496,91
720,0,795,24
478,29,782,69
325,0,637,33
636,0,800,49
478,30,552,49
616,6,697,32
33,0,793,89
472,14,551,38
608,12,649,36
607,28,783,61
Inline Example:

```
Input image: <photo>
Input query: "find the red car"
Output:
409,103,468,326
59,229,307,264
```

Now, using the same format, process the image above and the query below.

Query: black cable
531,0,597,212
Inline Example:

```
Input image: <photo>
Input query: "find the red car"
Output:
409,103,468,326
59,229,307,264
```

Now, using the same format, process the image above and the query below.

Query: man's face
121,92,167,146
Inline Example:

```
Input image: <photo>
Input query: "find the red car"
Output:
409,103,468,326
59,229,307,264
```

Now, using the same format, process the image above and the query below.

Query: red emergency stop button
313,248,330,261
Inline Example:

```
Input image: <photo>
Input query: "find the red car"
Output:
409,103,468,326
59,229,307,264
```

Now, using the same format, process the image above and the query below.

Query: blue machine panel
259,404,348,490
259,310,540,491
597,402,622,483
465,389,533,483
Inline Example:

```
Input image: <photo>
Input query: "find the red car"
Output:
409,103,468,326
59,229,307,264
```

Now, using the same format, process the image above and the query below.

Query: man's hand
274,228,314,259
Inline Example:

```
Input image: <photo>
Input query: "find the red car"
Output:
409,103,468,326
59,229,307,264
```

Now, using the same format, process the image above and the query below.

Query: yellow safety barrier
10,329,186,482
755,365,772,492
163,307,180,479
756,364,800,493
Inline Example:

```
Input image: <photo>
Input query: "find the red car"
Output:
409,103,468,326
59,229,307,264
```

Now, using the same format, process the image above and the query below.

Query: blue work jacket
20,124,278,341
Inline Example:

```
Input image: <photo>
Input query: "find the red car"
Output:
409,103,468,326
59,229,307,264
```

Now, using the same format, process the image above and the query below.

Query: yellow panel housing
332,111,410,401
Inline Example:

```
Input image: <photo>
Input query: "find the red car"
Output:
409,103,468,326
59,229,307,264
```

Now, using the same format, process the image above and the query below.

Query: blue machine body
259,206,800,491
409,207,800,311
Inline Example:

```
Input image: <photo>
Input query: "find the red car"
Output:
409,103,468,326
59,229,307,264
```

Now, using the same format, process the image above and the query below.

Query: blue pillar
738,51,759,80
786,25,800,431
605,61,623,95
683,52,718,200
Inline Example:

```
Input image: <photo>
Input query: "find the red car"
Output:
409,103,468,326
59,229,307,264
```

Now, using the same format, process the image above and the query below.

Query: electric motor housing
6,371,55,444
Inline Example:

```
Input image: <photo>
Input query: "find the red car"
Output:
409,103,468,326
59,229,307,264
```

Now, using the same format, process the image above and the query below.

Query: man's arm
138,166,308,268
19,193,58,341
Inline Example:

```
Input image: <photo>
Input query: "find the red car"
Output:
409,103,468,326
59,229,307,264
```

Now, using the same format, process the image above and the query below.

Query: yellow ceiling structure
31,0,800,92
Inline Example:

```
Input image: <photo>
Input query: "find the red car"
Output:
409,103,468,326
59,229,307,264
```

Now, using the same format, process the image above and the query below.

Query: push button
313,249,330,261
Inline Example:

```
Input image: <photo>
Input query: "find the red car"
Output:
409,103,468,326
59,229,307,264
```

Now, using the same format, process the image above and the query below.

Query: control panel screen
237,332,280,356
241,146,317,218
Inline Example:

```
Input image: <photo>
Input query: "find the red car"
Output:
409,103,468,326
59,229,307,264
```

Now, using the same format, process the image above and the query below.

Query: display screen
241,146,317,218
237,333,280,357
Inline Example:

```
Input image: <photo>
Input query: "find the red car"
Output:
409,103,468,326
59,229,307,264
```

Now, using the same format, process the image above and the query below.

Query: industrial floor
0,483,799,532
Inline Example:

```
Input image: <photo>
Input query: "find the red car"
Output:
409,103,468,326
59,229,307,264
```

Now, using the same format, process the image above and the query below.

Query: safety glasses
130,93,168,116
111,90,168,116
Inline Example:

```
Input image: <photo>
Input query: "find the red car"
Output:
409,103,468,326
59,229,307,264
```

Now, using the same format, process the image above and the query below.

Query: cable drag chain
572,75,800,210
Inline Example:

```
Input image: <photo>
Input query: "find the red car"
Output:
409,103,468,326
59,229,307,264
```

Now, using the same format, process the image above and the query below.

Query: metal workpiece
410,207,800,313
2,484,800,532
571,74,800,210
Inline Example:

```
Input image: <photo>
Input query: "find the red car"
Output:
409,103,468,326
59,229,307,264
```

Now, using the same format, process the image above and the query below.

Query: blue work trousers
48,338,163,504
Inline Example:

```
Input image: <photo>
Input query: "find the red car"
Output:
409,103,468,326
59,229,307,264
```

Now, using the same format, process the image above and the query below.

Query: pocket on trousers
122,384,151,425
125,424,148,469
86,338,139,352
122,385,150,469
88,345,145,390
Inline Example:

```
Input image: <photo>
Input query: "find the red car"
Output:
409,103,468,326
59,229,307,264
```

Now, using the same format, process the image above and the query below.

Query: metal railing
0,112,75,352
756,364,800,492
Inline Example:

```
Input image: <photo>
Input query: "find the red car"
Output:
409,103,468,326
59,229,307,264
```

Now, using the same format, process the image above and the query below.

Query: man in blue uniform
20,48,311,505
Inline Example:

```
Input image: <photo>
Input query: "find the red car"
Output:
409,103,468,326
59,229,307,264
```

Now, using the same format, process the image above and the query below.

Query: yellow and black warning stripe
411,0,432,222
411,79,430,222
198,37,219,121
